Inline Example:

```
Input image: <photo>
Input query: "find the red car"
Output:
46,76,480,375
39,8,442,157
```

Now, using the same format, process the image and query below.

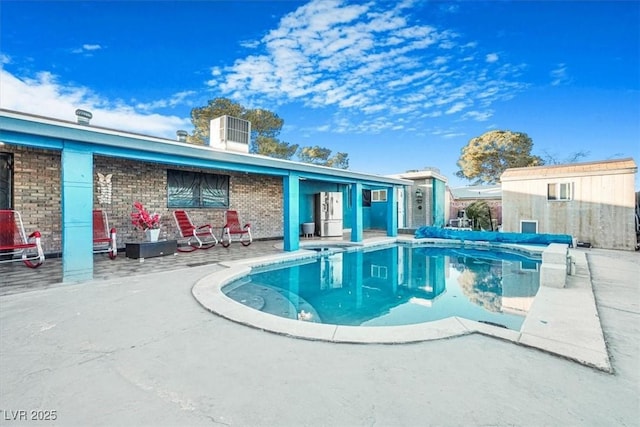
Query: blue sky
1,0,638,187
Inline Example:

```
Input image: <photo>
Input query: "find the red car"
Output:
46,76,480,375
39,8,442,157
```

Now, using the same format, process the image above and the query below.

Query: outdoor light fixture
415,188,423,203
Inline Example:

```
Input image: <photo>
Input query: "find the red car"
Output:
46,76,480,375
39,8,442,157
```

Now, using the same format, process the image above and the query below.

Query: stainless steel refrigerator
315,192,343,237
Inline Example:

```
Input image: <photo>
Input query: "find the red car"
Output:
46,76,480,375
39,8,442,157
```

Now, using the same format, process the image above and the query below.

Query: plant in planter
131,201,161,241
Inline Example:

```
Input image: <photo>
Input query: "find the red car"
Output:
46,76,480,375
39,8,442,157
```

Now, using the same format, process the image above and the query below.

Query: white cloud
0,69,191,138
209,0,526,135
1,54,11,64
486,53,499,63
445,102,467,114
550,63,570,86
83,44,102,51
72,44,103,54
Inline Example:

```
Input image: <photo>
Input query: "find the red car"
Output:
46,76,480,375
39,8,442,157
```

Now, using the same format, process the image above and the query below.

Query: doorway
0,153,12,209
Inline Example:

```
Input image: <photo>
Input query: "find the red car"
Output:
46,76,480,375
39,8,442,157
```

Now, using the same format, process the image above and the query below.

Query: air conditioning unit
209,115,251,153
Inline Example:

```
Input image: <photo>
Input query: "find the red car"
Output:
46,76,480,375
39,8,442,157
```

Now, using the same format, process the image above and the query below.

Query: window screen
167,170,229,208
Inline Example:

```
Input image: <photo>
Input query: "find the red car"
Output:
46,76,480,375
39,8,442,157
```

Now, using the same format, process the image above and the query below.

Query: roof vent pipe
176,130,188,142
75,109,92,125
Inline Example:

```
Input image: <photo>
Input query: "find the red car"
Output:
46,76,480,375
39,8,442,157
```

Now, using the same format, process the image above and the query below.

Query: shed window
520,220,538,234
167,169,229,208
547,183,572,201
372,189,387,202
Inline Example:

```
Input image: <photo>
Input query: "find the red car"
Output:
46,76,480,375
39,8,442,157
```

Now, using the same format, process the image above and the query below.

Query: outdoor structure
0,109,410,282
447,184,502,229
388,168,447,230
500,158,638,250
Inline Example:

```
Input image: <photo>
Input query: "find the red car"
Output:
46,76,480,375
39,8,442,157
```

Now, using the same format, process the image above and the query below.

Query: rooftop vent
75,109,93,125
176,130,188,142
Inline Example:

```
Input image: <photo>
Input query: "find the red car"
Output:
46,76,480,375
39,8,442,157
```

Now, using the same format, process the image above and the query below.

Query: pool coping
191,237,612,373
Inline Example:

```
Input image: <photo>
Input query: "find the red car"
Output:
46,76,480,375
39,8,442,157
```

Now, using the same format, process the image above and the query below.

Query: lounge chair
220,210,252,247
93,209,117,259
0,209,45,268
173,210,217,252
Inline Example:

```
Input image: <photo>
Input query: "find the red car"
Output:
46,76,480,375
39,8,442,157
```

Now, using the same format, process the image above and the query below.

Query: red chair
0,209,44,268
93,210,117,259
173,210,217,252
220,210,252,247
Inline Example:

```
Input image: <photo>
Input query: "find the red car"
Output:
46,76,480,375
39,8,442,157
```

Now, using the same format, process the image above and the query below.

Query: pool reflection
224,245,541,330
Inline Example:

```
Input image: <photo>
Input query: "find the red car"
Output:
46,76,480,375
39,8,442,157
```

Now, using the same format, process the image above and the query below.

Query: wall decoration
97,172,113,204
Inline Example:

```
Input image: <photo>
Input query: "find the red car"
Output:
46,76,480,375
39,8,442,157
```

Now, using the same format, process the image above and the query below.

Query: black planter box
125,240,177,260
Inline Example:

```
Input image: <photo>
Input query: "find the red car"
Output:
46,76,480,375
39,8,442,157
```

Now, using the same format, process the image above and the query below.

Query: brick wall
94,156,284,245
2,145,284,254
2,145,62,253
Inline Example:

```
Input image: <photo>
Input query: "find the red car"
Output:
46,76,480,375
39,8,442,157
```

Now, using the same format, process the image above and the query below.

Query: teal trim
298,181,343,225
390,246,398,293
0,129,64,150
61,146,94,282
1,111,411,187
432,179,446,227
386,185,398,236
283,174,300,251
353,251,363,307
350,183,363,242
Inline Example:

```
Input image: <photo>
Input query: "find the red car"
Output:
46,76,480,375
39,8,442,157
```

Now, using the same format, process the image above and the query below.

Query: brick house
0,109,410,281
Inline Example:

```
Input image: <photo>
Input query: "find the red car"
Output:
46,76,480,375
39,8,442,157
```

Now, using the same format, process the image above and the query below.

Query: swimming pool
222,243,541,331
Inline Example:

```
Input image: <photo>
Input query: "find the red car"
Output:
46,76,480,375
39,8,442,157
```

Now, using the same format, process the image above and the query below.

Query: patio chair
93,209,117,259
173,210,217,252
220,210,252,247
0,209,45,268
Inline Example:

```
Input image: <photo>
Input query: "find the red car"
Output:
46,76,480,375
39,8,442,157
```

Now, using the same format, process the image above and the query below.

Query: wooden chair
173,210,217,252
220,210,252,247
0,209,45,268
93,210,117,259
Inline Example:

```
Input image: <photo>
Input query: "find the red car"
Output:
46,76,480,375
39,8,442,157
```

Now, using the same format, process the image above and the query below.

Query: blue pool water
223,244,541,331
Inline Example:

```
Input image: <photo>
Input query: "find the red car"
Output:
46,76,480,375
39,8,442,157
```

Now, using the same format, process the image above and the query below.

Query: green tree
326,152,349,169
456,130,543,184
297,146,349,169
465,201,493,231
256,135,299,160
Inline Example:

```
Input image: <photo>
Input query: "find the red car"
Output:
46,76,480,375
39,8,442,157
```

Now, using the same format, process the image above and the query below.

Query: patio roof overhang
0,109,411,188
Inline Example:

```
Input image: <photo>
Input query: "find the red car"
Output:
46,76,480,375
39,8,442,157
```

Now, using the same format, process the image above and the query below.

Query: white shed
500,158,638,250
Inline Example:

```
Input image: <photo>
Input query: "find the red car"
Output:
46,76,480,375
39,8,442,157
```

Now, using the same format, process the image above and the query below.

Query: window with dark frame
167,169,229,208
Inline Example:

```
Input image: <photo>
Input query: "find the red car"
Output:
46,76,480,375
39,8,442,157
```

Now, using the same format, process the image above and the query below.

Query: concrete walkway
0,248,638,426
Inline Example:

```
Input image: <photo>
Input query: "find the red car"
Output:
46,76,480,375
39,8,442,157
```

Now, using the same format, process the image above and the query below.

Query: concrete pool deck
193,238,611,372
0,243,638,426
